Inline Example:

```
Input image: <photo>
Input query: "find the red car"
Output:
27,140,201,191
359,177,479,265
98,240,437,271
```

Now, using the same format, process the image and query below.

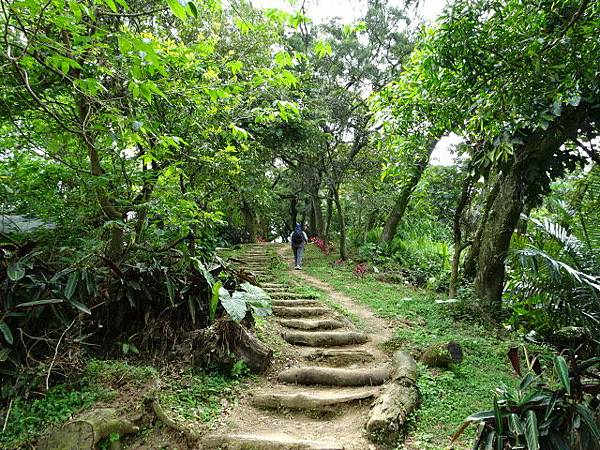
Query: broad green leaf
508,413,524,435
240,283,272,317
209,281,222,323
219,287,246,322
191,257,215,286
524,410,540,450
7,263,25,282
553,355,570,395
574,404,600,442
167,0,187,20
0,322,13,345
65,271,79,300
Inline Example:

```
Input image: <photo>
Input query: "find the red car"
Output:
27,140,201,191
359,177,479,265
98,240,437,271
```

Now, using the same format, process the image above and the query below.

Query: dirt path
201,244,396,449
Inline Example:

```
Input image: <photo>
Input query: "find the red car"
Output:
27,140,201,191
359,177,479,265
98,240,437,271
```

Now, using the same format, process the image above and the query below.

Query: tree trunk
324,189,333,240
463,181,500,279
333,186,347,260
449,178,473,298
311,190,325,239
241,201,258,242
379,140,437,245
290,196,298,230
473,107,588,316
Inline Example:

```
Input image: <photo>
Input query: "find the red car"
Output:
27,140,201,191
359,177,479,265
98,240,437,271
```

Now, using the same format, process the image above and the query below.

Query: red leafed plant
309,237,332,255
354,263,367,278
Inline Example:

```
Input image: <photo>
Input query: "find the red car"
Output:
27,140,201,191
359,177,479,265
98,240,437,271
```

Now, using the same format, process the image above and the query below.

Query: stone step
282,331,368,347
261,283,289,289
272,306,329,318
276,319,344,331
251,387,377,411
272,299,321,307
269,292,318,299
202,434,343,450
278,366,391,387
304,348,376,366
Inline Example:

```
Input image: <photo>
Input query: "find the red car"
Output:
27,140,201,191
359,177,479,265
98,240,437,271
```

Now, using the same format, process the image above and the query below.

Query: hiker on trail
289,223,308,270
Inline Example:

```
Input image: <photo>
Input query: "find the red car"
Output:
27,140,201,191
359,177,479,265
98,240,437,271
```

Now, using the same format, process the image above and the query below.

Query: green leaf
65,271,79,300
465,410,495,422
166,276,176,306
16,298,63,308
239,283,272,317
191,258,215,286
7,263,25,282
0,322,13,345
524,410,540,450
508,413,524,435
187,1,198,17
553,355,570,395
209,281,222,323
167,0,187,20
219,287,246,322
104,0,117,13
574,404,600,442
69,299,91,315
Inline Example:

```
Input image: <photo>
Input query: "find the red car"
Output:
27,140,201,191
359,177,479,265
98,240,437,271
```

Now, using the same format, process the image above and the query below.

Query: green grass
0,360,148,448
287,245,551,450
158,369,244,424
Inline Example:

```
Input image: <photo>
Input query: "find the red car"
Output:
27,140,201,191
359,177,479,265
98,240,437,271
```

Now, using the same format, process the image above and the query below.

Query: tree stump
421,341,463,368
39,408,138,450
187,318,272,373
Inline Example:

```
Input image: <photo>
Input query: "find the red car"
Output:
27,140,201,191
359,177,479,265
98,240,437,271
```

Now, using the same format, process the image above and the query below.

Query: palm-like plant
505,167,600,342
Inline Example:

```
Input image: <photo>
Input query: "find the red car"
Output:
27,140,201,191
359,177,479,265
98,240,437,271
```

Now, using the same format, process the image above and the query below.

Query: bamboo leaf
64,271,79,300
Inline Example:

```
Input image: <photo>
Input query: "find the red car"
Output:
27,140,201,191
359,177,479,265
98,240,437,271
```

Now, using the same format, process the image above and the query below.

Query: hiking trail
201,243,407,450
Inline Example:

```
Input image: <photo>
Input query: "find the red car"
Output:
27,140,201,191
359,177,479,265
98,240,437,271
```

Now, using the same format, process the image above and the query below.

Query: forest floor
1,243,548,450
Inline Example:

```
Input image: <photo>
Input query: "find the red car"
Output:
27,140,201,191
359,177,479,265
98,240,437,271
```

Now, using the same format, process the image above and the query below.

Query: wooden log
366,383,419,444
421,341,463,368
282,331,368,347
277,319,345,331
278,366,391,386
366,351,419,444
39,408,139,450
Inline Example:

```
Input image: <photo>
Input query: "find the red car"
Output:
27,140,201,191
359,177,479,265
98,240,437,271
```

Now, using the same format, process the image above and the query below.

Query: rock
421,341,463,368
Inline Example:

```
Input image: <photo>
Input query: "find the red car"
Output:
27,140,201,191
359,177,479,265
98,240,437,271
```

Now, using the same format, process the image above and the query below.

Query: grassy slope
280,245,548,450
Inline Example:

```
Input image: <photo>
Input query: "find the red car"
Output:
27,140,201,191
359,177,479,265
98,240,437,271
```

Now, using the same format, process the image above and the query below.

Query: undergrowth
293,245,551,450
158,369,244,424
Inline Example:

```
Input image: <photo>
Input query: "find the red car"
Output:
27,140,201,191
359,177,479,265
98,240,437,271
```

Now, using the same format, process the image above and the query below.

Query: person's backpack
291,230,304,246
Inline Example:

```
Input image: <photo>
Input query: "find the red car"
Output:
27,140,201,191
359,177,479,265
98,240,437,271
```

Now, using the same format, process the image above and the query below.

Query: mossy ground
275,244,551,450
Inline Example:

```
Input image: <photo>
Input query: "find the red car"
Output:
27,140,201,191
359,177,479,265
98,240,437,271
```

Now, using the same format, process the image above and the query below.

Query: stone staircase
201,244,393,449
